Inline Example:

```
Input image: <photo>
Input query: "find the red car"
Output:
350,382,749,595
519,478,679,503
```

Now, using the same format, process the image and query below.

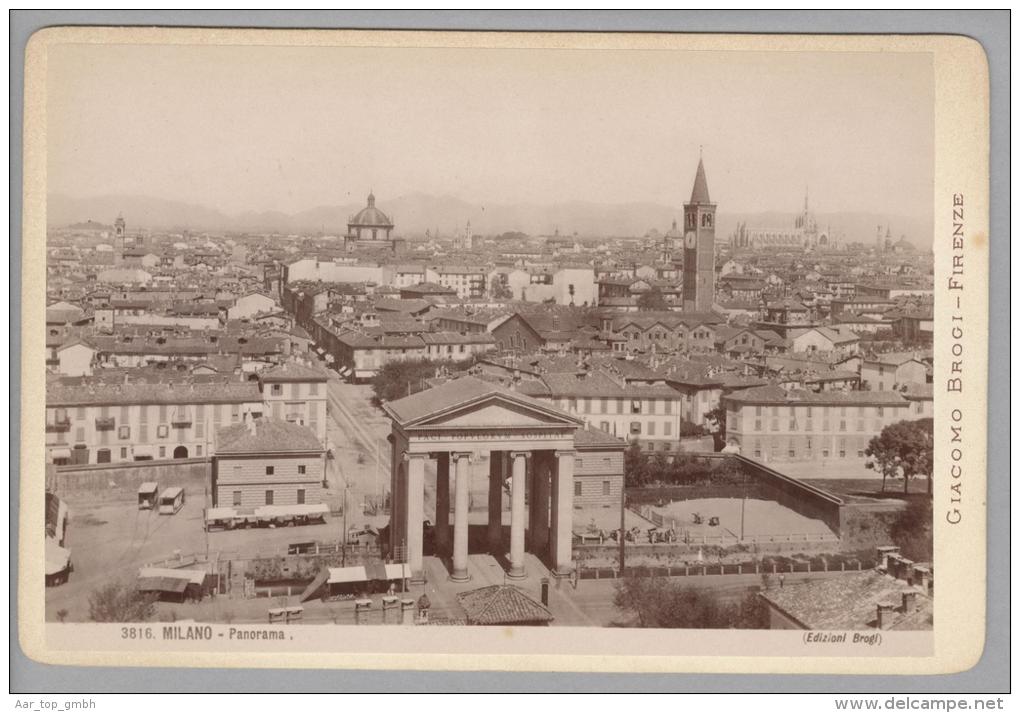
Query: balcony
46,417,71,433
95,417,116,431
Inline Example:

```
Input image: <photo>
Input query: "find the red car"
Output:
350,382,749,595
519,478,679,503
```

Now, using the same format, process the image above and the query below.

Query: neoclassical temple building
383,377,624,583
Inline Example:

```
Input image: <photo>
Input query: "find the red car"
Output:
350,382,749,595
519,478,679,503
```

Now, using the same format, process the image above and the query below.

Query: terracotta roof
260,361,328,383
723,385,908,406
574,422,627,448
216,417,323,454
760,570,931,630
47,379,262,407
456,585,554,625
384,375,579,427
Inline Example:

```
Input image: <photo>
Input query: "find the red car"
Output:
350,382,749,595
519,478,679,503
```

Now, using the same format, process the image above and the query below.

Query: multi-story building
211,417,325,508
861,353,929,391
722,385,913,465
45,377,264,465
258,361,329,444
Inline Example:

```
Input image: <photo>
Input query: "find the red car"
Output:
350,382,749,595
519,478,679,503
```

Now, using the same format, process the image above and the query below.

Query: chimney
247,417,258,436
876,603,897,629
901,591,917,613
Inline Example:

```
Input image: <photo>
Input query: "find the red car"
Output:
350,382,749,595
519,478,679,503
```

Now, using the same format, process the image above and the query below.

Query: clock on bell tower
681,156,716,313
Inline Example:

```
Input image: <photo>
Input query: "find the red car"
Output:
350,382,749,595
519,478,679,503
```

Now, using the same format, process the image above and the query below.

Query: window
271,384,282,395
120,447,128,459
631,400,641,414
857,449,865,458
788,419,797,431
75,427,85,442
629,422,642,435
118,425,131,440
822,449,830,458
309,382,319,396
663,400,672,414
602,480,611,496
266,466,274,475
600,421,610,432
196,445,202,456
297,489,306,505
159,446,166,458
157,425,169,438
265,490,274,505
233,491,242,507
574,481,582,497
647,421,656,436
754,419,762,431
298,465,306,475
663,422,672,437
839,420,847,431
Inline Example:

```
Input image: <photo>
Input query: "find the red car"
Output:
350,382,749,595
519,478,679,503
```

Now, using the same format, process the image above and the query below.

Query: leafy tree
613,577,767,629
88,581,158,623
489,276,513,300
888,497,933,562
864,418,934,494
637,288,669,311
370,357,469,406
623,441,650,487
704,405,727,450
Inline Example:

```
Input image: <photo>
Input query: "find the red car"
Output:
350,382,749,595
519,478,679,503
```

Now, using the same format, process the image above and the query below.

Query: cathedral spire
689,156,711,204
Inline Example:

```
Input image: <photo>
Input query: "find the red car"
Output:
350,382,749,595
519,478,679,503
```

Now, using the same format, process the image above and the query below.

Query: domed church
345,191,398,253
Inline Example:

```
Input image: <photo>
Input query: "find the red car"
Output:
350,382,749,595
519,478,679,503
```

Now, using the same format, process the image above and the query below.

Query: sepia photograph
16,23,992,677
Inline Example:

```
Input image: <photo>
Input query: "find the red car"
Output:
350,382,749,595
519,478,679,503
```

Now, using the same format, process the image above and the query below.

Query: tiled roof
723,385,908,406
47,379,262,407
574,422,627,448
456,585,554,625
760,570,931,630
384,375,577,426
260,361,328,383
216,417,323,454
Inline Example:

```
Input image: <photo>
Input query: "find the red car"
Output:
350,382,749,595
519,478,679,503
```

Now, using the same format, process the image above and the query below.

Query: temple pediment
412,396,579,430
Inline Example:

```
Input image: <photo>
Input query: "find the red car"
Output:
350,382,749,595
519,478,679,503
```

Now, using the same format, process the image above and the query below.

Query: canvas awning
384,563,411,581
138,482,159,495
327,566,368,585
138,567,206,586
204,507,236,521
49,447,72,461
132,446,155,458
45,537,71,576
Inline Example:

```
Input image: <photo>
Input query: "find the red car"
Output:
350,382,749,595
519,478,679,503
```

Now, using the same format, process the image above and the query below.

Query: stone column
530,451,551,557
434,453,451,559
451,452,472,582
487,451,504,554
550,450,576,576
508,451,529,579
404,453,427,582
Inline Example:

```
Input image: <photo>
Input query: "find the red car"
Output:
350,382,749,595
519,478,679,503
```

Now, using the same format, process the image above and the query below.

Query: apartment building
258,361,329,444
722,385,912,465
211,417,325,508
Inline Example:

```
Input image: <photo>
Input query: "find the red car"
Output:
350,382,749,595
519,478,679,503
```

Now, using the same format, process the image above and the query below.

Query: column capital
554,449,577,458
509,451,532,460
451,451,472,463
402,451,429,462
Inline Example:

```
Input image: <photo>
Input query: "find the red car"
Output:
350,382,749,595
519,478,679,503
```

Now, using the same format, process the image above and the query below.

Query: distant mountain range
48,192,932,247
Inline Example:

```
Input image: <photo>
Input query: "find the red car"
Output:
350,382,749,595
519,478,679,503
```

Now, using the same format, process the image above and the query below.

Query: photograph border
10,10,1009,693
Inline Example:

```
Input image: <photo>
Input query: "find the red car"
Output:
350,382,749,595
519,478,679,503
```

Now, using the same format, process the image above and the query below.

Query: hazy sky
47,42,934,219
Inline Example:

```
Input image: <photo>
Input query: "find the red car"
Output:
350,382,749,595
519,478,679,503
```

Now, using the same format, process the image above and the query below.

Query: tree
888,497,933,562
864,418,934,494
637,288,669,311
704,405,727,451
613,577,767,629
370,357,469,406
88,581,158,623
489,276,513,300
623,441,649,487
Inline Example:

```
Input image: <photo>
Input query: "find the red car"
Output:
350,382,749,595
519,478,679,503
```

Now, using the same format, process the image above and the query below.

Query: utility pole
618,489,626,576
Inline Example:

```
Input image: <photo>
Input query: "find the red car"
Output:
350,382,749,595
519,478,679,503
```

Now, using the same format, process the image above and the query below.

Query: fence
578,554,876,581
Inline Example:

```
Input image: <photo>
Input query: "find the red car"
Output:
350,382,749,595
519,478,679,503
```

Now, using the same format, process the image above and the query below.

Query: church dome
349,191,394,228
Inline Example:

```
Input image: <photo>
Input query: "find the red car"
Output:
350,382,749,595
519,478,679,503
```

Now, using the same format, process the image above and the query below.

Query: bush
613,577,768,629
88,581,158,622
889,497,933,562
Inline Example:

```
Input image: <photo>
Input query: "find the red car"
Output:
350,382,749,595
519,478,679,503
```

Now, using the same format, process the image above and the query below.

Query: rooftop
216,417,323,455
456,585,554,626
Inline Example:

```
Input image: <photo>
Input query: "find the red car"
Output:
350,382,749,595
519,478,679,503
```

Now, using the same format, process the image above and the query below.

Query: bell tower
681,156,716,312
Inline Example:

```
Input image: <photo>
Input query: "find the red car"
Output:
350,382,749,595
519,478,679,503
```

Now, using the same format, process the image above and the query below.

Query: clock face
684,231,697,249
